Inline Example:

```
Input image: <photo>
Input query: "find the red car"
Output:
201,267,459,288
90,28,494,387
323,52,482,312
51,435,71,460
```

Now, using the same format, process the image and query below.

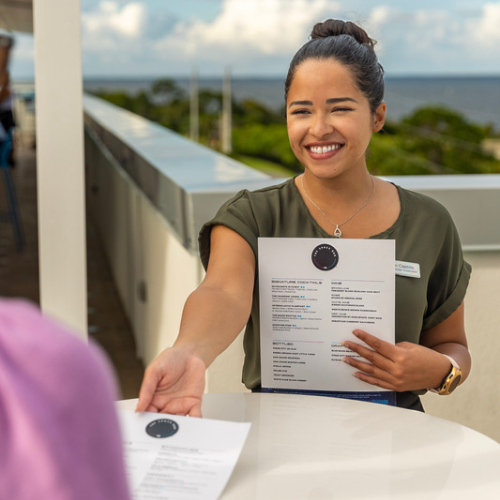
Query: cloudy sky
8,0,500,79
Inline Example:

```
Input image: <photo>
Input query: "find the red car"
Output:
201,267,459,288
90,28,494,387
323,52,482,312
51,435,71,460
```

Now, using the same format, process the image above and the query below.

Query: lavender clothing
0,299,131,500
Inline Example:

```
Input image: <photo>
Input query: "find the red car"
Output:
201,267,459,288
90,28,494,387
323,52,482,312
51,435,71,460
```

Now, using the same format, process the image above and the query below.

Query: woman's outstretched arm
136,225,255,416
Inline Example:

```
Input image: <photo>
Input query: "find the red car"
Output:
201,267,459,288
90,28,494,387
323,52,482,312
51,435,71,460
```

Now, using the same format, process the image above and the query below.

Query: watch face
448,373,462,393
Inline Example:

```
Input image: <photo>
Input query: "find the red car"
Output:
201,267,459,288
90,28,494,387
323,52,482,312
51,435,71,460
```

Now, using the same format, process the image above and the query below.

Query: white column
190,67,199,142
221,66,232,154
33,0,87,338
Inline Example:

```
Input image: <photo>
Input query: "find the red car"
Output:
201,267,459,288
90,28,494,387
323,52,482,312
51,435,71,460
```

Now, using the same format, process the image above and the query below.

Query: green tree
95,91,136,113
151,78,185,103
367,106,500,176
93,88,500,177
397,106,497,174
232,123,301,172
233,99,284,127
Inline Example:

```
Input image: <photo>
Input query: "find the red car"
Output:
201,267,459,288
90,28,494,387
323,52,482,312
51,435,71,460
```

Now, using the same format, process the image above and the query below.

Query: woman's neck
299,168,374,216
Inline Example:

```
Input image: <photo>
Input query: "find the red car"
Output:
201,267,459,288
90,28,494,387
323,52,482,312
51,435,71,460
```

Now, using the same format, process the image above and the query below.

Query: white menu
119,410,250,500
259,237,395,394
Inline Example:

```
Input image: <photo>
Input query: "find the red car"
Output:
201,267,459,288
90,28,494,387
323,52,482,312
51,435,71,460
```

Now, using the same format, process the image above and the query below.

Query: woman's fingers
136,366,163,412
352,329,396,357
350,369,396,391
342,330,405,390
343,353,396,387
342,329,396,369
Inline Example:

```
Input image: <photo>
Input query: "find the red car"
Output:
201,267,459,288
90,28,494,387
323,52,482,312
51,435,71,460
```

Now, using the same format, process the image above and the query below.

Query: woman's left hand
342,330,451,392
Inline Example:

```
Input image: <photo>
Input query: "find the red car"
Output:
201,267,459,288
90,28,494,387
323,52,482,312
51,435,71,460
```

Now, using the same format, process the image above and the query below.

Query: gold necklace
301,175,375,238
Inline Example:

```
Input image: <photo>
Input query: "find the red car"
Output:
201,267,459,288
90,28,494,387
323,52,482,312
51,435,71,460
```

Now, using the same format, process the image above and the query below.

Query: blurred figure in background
0,69,15,165
0,33,15,165
0,299,131,500
0,31,13,73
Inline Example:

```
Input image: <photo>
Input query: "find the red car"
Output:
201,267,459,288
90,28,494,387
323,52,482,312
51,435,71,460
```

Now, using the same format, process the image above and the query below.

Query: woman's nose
310,113,333,137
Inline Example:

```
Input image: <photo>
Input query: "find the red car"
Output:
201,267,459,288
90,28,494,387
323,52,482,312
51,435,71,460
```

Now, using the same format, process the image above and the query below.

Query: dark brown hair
285,19,385,114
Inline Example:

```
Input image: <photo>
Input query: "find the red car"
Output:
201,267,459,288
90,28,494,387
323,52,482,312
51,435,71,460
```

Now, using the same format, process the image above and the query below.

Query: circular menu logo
311,244,339,271
145,419,179,438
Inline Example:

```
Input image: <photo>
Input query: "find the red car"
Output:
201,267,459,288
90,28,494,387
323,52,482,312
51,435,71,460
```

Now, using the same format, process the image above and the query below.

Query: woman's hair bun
310,19,375,48
285,18,384,113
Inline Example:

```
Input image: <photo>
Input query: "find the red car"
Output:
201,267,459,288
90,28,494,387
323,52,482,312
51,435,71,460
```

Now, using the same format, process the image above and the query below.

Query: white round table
117,393,500,499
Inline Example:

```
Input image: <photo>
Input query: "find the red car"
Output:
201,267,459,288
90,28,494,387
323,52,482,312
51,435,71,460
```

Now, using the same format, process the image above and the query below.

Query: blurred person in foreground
0,298,131,500
137,19,471,416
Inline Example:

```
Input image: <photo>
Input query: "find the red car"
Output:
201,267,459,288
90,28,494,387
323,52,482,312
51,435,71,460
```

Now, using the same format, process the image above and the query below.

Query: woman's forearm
173,283,253,368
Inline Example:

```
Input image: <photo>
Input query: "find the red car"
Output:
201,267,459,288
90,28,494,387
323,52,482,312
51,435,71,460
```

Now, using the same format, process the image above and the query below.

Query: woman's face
286,58,385,181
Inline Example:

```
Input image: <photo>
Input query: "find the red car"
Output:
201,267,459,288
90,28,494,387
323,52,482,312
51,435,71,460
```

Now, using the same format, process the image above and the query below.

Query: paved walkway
0,134,144,400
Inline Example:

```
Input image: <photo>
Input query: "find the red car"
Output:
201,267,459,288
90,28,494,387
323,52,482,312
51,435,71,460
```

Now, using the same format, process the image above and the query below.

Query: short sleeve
422,210,471,330
199,190,260,270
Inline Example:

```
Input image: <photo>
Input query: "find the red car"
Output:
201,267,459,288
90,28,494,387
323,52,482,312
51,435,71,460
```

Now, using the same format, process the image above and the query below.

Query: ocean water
83,76,500,130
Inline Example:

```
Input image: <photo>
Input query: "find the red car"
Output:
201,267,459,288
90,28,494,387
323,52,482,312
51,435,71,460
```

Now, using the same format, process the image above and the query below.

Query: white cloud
83,1,146,38
410,10,457,47
154,0,341,64
7,0,500,79
405,3,500,68
361,3,500,74
369,5,392,27
471,2,500,48
81,1,179,73
61,1,500,77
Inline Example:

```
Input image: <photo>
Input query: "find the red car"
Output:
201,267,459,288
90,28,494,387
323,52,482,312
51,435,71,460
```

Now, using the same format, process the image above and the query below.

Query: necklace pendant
300,174,375,241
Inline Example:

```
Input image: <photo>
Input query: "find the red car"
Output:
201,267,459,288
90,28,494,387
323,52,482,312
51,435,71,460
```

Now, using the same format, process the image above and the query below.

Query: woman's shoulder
395,183,454,221
222,177,297,215
230,177,295,202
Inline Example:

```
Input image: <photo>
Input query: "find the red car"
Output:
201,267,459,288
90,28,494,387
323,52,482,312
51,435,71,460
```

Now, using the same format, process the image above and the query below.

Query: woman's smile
306,142,344,159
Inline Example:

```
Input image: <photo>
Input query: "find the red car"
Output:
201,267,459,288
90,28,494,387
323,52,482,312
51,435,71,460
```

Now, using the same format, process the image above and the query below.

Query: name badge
395,260,421,278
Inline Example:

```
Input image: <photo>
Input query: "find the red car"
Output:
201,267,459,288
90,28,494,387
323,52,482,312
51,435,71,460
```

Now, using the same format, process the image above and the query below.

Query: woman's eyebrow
288,97,358,109
288,100,313,109
326,97,358,104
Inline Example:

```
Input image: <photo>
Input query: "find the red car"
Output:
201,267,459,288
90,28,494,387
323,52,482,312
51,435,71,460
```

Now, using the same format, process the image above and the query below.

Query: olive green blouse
199,177,471,390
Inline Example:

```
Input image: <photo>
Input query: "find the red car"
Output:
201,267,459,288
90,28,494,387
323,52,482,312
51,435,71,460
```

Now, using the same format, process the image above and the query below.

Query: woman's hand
342,302,471,393
342,330,452,392
136,346,206,417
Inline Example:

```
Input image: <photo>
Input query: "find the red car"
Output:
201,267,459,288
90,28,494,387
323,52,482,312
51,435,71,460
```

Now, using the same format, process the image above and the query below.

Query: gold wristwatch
431,355,462,395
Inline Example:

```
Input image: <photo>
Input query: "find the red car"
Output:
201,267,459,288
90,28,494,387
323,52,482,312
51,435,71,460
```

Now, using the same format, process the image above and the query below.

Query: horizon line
10,72,500,82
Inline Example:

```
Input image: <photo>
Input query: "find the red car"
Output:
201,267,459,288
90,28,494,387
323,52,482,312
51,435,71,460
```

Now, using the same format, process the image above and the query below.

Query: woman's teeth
309,144,342,154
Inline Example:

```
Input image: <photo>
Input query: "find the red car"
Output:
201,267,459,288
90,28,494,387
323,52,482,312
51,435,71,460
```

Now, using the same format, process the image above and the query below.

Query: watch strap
429,354,462,394
441,354,460,370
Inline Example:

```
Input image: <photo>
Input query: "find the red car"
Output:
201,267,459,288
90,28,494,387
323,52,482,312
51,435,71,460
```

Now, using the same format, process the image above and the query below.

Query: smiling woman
136,19,472,415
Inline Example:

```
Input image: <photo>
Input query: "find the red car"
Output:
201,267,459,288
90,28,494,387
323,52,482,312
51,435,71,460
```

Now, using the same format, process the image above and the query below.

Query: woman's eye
290,109,310,115
332,107,352,113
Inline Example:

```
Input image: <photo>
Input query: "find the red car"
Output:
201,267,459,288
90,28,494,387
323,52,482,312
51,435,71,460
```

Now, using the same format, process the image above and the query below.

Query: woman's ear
373,102,386,132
